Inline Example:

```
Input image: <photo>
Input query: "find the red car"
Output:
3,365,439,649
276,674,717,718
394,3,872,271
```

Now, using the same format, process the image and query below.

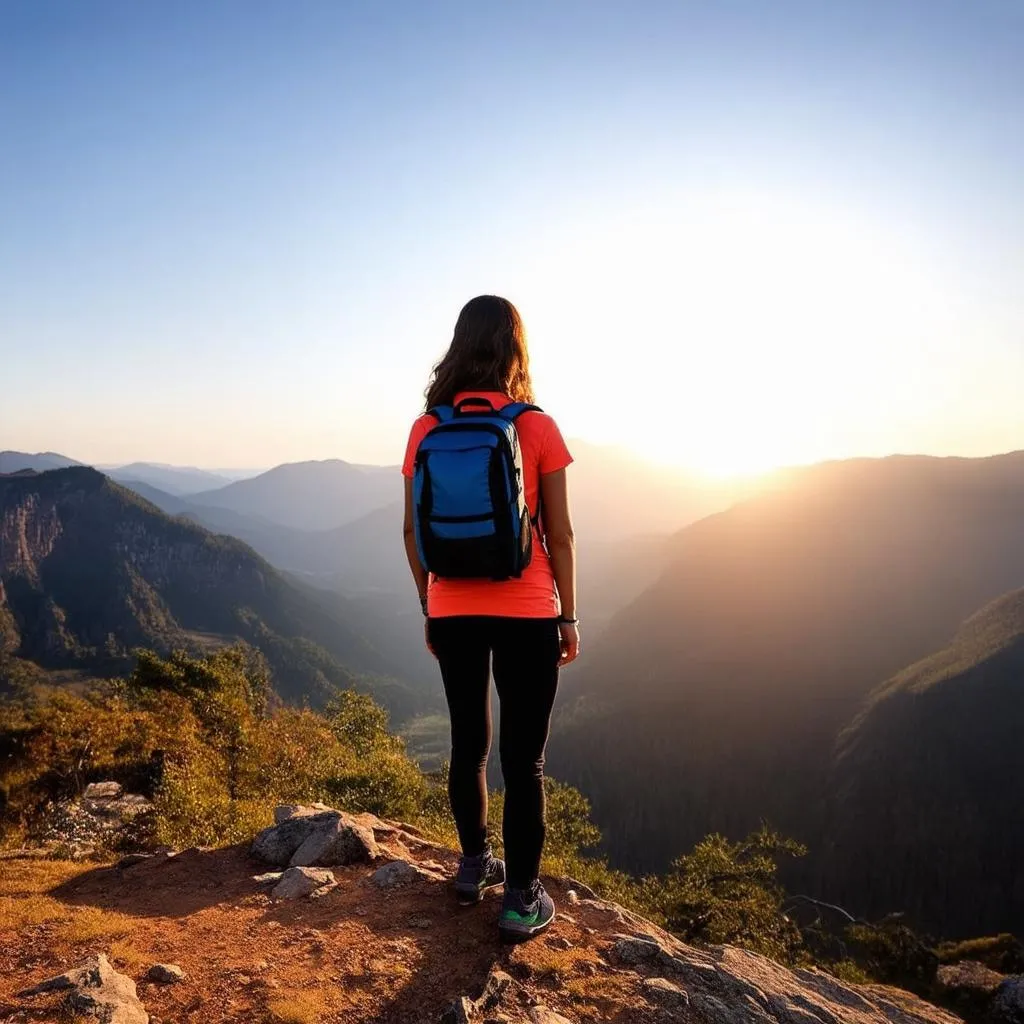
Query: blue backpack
413,397,542,580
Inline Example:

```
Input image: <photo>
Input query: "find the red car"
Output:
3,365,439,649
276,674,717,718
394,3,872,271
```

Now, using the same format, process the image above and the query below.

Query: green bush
0,647,429,849
640,825,808,962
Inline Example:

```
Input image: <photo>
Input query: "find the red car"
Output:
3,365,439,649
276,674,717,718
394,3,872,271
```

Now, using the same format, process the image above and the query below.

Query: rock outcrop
33,780,153,856
19,954,148,1024
251,805,380,867
2,804,978,1024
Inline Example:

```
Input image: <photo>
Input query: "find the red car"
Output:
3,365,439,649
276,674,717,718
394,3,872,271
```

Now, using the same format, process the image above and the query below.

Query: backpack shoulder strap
498,402,543,421
426,405,455,423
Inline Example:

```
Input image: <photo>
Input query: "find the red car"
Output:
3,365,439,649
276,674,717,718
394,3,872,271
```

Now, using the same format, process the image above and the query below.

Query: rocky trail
0,805,971,1024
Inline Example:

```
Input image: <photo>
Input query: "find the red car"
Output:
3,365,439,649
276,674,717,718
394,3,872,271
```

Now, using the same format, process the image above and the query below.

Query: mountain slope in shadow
0,468,425,717
549,451,1024,880
824,586,1024,937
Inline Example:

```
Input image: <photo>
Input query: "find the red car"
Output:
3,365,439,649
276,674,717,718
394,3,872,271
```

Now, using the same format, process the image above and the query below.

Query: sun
525,187,947,477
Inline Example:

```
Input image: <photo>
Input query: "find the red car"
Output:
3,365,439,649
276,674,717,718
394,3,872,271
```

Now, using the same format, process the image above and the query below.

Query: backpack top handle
452,397,498,415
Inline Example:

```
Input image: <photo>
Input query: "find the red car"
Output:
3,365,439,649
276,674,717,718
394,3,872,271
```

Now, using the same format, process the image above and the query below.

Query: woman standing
402,295,580,941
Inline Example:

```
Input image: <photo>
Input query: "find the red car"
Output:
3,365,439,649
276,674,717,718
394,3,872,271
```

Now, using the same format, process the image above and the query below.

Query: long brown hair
425,295,534,409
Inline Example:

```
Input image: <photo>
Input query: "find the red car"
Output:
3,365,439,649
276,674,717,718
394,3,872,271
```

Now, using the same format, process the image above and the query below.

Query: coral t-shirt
402,391,573,618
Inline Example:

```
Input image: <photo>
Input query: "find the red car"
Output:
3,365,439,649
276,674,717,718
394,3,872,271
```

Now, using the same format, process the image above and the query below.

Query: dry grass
0,857,89,897
108,937,148,972
267,988,337,1024
0,893,66,931
524,943,601,983
56,906,134,944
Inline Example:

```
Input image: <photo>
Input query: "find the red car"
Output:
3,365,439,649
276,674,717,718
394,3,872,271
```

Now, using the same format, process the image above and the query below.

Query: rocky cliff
0,468,423,715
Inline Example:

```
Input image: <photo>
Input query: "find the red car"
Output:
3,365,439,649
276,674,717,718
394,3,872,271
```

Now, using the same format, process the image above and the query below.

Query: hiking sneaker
498,880,556,941
454,848,506,905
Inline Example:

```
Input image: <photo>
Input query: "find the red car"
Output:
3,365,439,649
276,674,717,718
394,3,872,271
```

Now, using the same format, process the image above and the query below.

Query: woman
401,295,580,941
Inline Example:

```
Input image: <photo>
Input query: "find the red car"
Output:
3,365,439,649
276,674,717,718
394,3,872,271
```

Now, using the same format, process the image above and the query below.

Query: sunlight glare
522,190,955,477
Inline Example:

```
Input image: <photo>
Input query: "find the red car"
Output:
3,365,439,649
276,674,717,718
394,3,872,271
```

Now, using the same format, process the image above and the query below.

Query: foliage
935,933,1024,974
640,824,808,962
0,646,426,848
844,916,939,989
9,645,1000,986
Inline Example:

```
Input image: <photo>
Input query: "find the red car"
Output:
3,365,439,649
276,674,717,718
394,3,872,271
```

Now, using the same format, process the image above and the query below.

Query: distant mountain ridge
106,462,236,496
0,452,81,474
189,459,399,532
0,467,425,718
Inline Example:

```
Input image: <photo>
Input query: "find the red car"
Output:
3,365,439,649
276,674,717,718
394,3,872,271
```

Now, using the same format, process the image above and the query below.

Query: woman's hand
558,621,581,667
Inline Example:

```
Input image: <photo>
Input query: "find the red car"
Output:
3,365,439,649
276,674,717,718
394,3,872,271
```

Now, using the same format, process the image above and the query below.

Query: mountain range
0,467,425,719
6,445,1024,936
548,450,1024,935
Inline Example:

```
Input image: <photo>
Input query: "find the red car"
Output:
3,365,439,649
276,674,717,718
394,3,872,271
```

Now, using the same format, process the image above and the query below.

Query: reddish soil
0,838,659,1024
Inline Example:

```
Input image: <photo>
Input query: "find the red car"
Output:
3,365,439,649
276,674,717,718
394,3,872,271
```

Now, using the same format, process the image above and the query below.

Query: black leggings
428,616,561,890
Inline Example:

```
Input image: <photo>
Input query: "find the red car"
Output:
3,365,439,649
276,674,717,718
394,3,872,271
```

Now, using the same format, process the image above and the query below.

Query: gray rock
145,964,185,985
273,803,332,824
19,954,148,1024
251,811,340,866
994,977,1024,1024
251,871,284,885
642,977,690,1010
659,954,722,985
441,996,476,1024
612,933,663,965
476,969,514,1011
936,961,1005,995
372,859,422,888
84,782,123,800
289,816,379,867
271,866,336,899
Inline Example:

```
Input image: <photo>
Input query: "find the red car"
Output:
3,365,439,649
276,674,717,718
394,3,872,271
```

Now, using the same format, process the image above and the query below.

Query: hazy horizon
3,1,1022,475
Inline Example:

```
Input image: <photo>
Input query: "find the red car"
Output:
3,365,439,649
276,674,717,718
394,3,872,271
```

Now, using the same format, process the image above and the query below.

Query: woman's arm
540,468,580,666
403,477,430,615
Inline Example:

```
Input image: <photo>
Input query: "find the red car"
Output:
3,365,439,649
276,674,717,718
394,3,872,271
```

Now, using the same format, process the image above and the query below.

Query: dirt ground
0,843,660,1024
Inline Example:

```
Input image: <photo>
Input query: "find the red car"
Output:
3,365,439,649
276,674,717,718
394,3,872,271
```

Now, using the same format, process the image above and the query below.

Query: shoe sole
455,880,504,906
498,908,556,942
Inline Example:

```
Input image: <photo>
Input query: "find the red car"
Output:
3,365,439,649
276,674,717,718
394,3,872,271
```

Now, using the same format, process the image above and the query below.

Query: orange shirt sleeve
538,415,573,475
401,415,435,478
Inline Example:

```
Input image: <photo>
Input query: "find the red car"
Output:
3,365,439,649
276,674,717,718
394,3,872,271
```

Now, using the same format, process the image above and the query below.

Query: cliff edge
0,806,964,1024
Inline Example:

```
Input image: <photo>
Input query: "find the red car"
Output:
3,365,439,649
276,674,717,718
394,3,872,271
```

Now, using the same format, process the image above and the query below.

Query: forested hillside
0,468,426,718
824,587,1024,937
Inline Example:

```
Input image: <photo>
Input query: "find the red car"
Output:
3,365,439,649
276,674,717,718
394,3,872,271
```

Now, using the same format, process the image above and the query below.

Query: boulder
642,977,690,1010
289,816,379,867
19,953,148,1024
372,859,424,888
145,964,185,984
936,961,1005,995
271,866,337,900
993,977,1024,1024
273,803,333,825
252,809,379,867
611,933,663,965
84,782,123,800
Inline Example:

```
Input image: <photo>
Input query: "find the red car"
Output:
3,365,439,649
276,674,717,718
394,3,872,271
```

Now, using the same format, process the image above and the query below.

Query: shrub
641,824,808,962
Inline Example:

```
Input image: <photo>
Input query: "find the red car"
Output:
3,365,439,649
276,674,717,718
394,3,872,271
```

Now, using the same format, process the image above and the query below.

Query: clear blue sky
2,0,1022,473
